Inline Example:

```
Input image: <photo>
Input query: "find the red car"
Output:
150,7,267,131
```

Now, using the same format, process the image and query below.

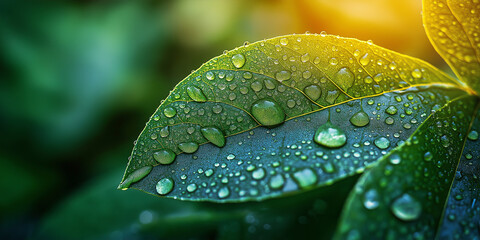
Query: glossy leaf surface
119,34,466,202
438,106,480,239
423,0,480,93
334,95,479,239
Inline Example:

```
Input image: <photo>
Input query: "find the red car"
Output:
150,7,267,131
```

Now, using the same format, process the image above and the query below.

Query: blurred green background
0,0,450,239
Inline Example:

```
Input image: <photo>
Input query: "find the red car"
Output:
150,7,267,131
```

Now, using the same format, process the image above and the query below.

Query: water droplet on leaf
293,168,318,188
304,85,321,101
156,178,174,195
391,193,422,221
314,122,347,148
153,149,176,165
231,54,246,68
251,99,286,127
350,111,370,127
275,71,291,81
178,142,199,153
187,86,207,102
201,127,226,147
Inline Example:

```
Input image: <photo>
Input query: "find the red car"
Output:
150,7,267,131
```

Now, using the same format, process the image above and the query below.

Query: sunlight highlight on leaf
423,0,480,93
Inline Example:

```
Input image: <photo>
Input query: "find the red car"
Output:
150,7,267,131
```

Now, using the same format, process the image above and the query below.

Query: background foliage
0,0,457,239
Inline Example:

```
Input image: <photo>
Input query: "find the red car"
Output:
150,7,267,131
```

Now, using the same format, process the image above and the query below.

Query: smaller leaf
438,106,480,239
334,95,478,239
423,0,480,93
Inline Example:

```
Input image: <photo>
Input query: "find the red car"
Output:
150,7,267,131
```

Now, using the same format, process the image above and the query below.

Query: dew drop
335,67,354,90
391,193,422,221
385,117,394,125
164,107,177,118
360,53,370,66
293,168,318,188
156,178,174,195
301,53,310,62
385,106,398,115
375,137,390,150
287,99,296,108
329,57,338,65
350,111,370,127
231,53,246,68
187,86,207,102
264,79,276,89
411,69,422,79
160,126,169,138
275,70,292,81
187,183,197,193
280,38,289,45
153,149,176,165
424,152,433,161
441,135,450,148
178,142,199,153
212,105,223,114
206,71,215,80
251,99,285,127
118,166,153,190
304,85,321,101
303,70,312,79
363,189,379,210
218,187,230,199
252,168,266,180
389,154,401,165
201,127,226,147
468,130,478,140
314,122,347,148
269,175,285,189
326,90,340,104
251,81,263,92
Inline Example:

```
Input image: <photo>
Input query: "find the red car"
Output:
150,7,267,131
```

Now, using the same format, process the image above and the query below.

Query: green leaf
119,34,468,202
438,106,480,239
334,95,479,239
423,0,480,94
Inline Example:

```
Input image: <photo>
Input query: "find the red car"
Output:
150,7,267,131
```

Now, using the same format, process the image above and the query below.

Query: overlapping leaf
438,106,480,239
334,95,479,239
119,34,468,202
423,0,480,93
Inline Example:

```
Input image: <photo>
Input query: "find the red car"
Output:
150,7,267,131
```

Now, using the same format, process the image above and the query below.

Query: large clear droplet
350,111,370,127
187,86,207,102
314,122,347,148
201,127,226,147
275,71,291,81
178,142,199,153
269,175,285,189
363,189,379,210
468,130,478,141
231,53,246,68
156,178,174,195
251,99,285,127
360,53,370,66
293,168,318,188
218,187,230,199
391,193,422,221
304,85,321,101
164,107,177,118
374,137,390,150
118,166,153,190
411,69,422,79
252,168,266,180
335,67,354,90
153,149,176,165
